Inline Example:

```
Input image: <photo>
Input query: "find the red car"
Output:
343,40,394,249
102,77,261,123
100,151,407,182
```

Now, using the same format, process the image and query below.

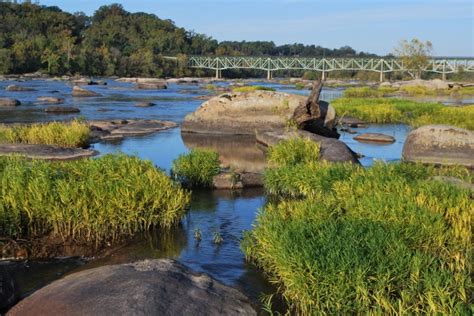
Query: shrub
232,85,276,93
0,154,190,245
244,162,472,314
267,138,320,168
294,82,306,90
171,149,220,187
0,120,90,148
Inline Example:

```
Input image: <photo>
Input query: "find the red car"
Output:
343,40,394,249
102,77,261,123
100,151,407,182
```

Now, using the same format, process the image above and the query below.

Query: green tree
394,38,433,79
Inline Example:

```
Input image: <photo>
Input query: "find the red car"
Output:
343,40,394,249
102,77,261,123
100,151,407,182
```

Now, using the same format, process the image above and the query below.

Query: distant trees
394,38,433,79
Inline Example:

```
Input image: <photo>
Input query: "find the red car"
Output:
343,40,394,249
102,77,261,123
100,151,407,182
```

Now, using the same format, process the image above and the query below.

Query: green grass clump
171,149,220,187
332,98,474,130
267,138,320,168
232,85,276,93
0,154,190,246
0,120,90,148
244,161,472,314
294,82,306,90
344,86,398,98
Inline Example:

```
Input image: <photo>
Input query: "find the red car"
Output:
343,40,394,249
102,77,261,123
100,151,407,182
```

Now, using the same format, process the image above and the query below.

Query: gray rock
0,98,21,106
338,116,367,128
0,144,97,160
71,86,101,97
430,176,474,193
36,97,64,104
89,119,177,142
135,102,156,107
45,106,80,113
136,82,167,90
402,125,474,168
7,259,256,316
213,172,244,190
5,85,36,92
354,133,395,143
257,130,360,164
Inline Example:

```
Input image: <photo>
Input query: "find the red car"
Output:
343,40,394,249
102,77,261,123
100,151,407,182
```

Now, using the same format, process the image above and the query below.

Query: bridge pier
321,71,326,81
215,68,222,79
379,71,384,82
267,70,272,80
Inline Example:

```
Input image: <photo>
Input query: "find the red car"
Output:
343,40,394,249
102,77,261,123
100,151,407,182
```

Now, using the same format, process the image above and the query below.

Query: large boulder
0,98,21,106
7,259,256,316
402,125,474,168
71,86,101,97
257,130,360,164
182,82,338,137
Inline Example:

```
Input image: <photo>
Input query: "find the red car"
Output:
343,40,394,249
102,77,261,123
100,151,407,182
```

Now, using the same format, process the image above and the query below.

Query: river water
0,78,461,310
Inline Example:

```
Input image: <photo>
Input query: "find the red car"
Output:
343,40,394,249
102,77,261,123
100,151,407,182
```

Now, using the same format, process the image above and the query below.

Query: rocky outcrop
257,130,360,164
0,144,97,160
136,82,167,90
7,259,256,316
89,119,177,142
71,86,101,97
44,106,80,113
5,85,36,92
0,98,21,106
182,82,338,138
402,125,474,168
36,97,64,104
354,133,395,143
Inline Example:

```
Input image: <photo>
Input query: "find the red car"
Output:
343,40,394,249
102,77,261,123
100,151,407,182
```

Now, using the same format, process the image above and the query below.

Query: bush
0,120,90,148
232,85,276,93
243,162,472,314
171,149,221,187
0,154,190,245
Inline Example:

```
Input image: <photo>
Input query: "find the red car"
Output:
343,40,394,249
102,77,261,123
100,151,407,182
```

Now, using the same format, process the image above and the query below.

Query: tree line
0,2,377,77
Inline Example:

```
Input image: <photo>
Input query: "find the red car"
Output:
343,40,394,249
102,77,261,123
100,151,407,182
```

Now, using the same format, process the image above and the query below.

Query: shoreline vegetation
0,154,190,253
242,139,472,314
343,85,474,98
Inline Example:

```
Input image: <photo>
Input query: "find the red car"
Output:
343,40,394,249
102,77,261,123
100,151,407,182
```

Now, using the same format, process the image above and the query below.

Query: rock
71,85,101,97
135,102,155,107
5,85,36,92
183,84,337,138
136,82,167,90
0,267,19,313
257,130,360,164
0,144,97,160
399,79,450,90
116,77,166,83
354,133,395,143
89,119,177,142
338,116,367,128
429,176,474,193
0,98,21,106
213,172,244,190
7,259,256,316
240,172,264,187
72,78,106,86
379,82,392,87
45,106,80,113
36,97,64,104
402,125,474,168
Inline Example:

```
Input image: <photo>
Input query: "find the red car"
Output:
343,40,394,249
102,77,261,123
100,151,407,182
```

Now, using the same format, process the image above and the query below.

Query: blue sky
40,0,473,56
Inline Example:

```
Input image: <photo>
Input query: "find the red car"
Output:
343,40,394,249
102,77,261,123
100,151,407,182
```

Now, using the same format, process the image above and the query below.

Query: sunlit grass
0,120,90,148
267,138,320,168
171,149,221,187
232,85,276,93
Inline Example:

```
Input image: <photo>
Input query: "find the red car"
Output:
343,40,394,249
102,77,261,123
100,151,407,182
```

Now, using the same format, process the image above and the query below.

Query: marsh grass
332,98,474,130
0,154,190,246
232,85,276,93
344,85,474,98
171,149,221,187
244,161,472,314
267,138,320,168
0,120,90,148
294,82,306,90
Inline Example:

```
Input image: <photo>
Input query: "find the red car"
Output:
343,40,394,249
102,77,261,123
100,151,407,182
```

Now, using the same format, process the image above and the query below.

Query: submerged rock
44,106,80,113
354,133,395,143
71,85,101,97
5,85,36,92
0,144,96,160
0,98,21,106
136,82,167,90
36,97,64,104
7,259,256,316
402,125,474,168
135,102,156,107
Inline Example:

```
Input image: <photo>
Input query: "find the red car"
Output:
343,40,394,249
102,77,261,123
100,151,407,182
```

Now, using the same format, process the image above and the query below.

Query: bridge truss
187,56,474,81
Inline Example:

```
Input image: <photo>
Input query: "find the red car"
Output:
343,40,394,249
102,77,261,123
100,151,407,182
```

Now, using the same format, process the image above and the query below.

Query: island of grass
343,85,474,98
0,154,190,257
332,98,474,130
242,139,472,314
232,85,276,93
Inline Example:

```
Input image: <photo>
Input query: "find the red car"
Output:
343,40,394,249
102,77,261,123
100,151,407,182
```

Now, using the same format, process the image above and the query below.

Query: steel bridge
186,56,474,81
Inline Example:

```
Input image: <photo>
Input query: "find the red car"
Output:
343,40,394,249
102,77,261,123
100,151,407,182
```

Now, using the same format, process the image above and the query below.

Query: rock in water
7,259,256,316
0,98,21,106
402,125,474,168
45,106,80,113
136,82,167,90
5,85,36,92
354,133,395,143
0,144,96,160
36,97,64,104
71,86,101,97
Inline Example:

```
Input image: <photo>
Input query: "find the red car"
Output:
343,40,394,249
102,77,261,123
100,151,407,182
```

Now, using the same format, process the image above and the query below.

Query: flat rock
0,144,97,160
71,86,101,97
7,259,256,316
0,98,21,106
136,82,167,90
354,133,395,143
116,77,166,83
135,102,156,107
338,116,367,128
213,172,244,190
44,106,80,113
89,119,177,142
257,130,360,164
402,125,474,168
5,85,36,92
36,97,64,104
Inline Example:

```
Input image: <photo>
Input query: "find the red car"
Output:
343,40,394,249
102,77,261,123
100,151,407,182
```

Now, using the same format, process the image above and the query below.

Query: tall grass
171,149,221,187
244,161,472,314
332,98,474,130
344,86,397,98
344,85,474,97
267,138,320,168
232,85,276,93
0,120,90,148
0,154,190,246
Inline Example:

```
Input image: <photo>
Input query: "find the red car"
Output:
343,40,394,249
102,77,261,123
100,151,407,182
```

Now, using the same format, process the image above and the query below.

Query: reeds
171,149,221,187
0,154,190,246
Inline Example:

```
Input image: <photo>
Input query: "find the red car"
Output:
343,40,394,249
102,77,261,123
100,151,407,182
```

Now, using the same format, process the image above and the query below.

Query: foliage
171,149,221,187
344,86,398,97
294,82,306,90
0,120,90,148
232,85,276,93
244,161,472,314
267,138,320,168
0,154,190,245
394,38,433,79
332,98,474,130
